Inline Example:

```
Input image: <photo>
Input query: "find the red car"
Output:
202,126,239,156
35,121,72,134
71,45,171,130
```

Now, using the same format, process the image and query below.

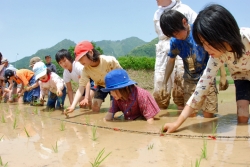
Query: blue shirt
168,25,209,81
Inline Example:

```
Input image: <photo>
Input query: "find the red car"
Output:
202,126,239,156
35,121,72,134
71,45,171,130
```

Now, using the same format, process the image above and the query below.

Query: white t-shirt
63,61,83,83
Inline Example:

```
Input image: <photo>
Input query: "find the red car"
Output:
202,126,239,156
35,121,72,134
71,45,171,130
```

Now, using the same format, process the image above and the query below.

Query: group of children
0,2,249,133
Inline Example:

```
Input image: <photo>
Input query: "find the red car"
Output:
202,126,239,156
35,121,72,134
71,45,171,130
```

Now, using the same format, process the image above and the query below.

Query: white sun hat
33,61,47,80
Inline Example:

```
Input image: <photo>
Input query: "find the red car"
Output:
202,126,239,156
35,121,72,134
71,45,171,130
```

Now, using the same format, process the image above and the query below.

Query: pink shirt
109,86,160,120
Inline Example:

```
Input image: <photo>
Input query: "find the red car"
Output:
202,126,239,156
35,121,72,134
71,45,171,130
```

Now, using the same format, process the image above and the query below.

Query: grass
192,138,208,167
194,158,201,167
1,115,6,123
24,127,30,138
33,107,38,115
91,125,98,141
13,117,17,129
59,121,66,131
201,139,207,159
85,115,90,124
148,143,154,150
0,156,8,167
159,125,165,136
90,148,111,167
212,122,218,137
52,141,58,153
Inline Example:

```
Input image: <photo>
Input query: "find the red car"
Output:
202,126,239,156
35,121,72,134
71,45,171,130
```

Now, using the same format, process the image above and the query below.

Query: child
4,68,40,105
160,9,228,118
65,40,122,114
102,69,160,124
0,59,18,103
163,4,250,133
33,62,66,110
55,49,94,108
153,0,197,109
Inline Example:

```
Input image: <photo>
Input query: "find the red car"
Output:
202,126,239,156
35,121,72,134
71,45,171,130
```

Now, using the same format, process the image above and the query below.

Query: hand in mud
219,79,229,91
64,107,74,117
79,98,89,108
159,88,167,100
163,122,178,133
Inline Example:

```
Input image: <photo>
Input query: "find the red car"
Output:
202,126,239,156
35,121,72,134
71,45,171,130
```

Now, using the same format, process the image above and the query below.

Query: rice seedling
201,139,207,159
1,115,6,123
0,156,8,167
14,108,20,115
24,127,30,138
59,121,66,131
52,141,58,153
12,94,18,99
159,125,165,136
85,115,90,124
13,117,17,129
148,143,154,150
0,135,3,141
91,125,98,141
33,107,38,115
90,148,111,167
212,122,218,136
194,158,201,167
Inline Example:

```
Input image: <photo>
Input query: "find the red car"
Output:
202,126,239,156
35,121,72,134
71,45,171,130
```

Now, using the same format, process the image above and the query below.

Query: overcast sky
1,0,249,62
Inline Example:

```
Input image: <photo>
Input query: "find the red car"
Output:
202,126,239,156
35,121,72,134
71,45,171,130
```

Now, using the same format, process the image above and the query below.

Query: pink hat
74,41,93,61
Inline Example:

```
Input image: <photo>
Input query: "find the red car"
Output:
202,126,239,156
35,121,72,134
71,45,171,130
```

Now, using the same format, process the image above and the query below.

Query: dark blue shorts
92,85,113,102
234,80,250,101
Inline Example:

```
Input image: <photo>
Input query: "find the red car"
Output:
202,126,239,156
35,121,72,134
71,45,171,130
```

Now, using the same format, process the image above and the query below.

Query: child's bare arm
162,58,175,88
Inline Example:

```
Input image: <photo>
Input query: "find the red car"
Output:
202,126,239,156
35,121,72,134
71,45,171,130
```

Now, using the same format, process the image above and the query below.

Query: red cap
74,41,94,61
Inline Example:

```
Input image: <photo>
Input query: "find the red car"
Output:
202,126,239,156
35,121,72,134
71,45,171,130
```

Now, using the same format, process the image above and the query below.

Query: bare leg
237,100,249,123
92,99,103,112
203,111,214,118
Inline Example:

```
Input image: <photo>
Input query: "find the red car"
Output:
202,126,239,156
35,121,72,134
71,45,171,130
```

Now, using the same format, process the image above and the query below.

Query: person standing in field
153,0,197,109
45,55,57,73
163,4,250,133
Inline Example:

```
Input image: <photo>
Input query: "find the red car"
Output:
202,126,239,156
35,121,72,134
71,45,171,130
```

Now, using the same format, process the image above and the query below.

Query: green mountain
95,37,146,57
13,39,76,69
12,37,157,70
127,38,158,57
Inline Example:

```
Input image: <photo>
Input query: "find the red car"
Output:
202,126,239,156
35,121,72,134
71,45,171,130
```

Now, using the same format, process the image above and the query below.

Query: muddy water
0,85,250,167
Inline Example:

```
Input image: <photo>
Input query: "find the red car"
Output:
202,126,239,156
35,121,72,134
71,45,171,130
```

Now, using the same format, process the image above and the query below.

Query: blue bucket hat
101,69,137,92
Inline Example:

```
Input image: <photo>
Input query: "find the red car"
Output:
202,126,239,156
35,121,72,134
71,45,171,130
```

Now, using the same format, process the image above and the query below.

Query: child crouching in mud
33,62,66,110
163,4,250,133
102,69,160,124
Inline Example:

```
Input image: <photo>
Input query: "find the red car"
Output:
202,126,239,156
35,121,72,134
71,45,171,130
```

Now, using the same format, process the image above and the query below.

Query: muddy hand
163,122,178,133
219,79,229,91
159,88,166,100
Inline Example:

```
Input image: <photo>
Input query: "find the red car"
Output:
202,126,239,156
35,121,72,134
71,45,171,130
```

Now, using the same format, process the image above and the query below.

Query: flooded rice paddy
0,85,250,167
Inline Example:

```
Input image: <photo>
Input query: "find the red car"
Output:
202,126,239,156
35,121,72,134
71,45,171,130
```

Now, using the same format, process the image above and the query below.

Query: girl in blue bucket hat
102,69,160,124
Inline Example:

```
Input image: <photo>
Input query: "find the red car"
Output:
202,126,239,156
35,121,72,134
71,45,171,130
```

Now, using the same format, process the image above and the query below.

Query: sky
1,0,250,63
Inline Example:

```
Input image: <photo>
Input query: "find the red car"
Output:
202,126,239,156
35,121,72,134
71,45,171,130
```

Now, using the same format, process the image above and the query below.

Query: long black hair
193,4,245,60
86,49,100,62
